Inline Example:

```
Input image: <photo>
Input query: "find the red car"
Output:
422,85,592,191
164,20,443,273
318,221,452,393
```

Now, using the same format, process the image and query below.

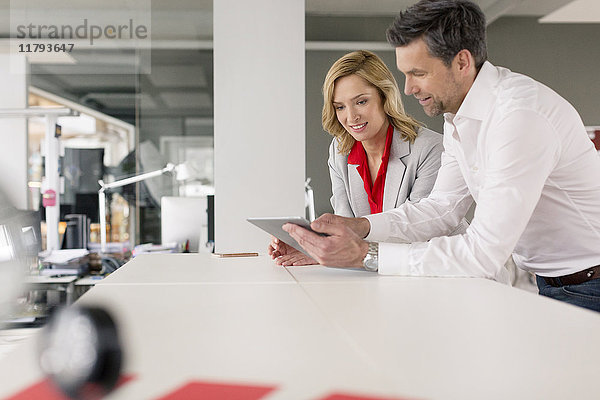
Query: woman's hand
268,236,317,266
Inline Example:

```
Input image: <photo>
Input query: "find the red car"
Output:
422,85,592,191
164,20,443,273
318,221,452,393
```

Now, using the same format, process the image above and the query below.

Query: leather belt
541,265,600,287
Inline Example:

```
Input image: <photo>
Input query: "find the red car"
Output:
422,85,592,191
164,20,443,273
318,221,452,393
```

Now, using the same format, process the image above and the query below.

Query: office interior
1,1,599,250
1,1,600,399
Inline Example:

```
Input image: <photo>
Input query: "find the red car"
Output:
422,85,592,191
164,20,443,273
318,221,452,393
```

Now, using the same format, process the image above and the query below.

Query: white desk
1,254,599,400
97,253,295,284
24,275,78,305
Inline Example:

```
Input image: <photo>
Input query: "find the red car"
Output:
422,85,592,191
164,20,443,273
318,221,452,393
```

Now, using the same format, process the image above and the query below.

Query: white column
43,115,61,251
213,0,305,253
0,54,28,210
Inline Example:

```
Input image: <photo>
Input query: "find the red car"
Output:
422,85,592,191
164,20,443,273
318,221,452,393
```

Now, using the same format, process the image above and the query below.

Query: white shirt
365,61,600,282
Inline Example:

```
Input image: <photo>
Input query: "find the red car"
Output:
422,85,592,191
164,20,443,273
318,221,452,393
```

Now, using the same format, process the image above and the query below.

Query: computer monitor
0,209,42,260
0,208,40,323
62,148,104,223
160,196,209,252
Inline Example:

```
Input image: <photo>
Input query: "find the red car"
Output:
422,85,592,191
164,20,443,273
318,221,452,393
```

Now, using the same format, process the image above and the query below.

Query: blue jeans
536,275,600,313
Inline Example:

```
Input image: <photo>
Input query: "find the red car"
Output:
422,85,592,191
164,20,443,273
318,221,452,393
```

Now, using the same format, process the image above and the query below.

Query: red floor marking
6,374,136,400
155,380,276,400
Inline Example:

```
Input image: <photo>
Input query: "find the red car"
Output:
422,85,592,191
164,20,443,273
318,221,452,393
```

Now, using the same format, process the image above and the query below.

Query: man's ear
454,49,475,75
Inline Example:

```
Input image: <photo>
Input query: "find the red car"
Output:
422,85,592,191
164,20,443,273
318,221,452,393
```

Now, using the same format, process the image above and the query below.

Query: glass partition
13,1,214,250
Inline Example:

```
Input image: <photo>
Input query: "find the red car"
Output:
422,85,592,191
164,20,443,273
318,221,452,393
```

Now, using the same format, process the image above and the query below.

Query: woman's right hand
268,236,317,266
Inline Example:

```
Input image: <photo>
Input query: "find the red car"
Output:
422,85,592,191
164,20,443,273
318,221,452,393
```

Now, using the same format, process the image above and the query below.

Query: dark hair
386,0,488,70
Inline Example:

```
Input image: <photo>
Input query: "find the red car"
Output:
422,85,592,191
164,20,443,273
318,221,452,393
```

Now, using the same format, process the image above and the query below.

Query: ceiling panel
539,0,600,23
81,92,157,109
41,74,136,90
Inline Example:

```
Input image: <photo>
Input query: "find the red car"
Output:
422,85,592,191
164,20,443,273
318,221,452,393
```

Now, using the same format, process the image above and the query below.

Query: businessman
282,0,600,312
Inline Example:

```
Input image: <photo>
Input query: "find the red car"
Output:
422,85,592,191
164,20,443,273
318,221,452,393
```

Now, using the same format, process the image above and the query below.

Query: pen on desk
213,252,259,258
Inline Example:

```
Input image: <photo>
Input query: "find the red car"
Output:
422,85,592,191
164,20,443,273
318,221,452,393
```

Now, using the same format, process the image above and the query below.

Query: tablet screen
247,216,325,256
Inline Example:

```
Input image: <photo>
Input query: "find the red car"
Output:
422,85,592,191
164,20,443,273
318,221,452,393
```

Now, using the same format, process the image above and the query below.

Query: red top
347,124,394,214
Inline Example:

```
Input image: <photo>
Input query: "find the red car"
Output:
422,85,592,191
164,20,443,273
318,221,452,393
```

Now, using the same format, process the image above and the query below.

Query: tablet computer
247,216,325,256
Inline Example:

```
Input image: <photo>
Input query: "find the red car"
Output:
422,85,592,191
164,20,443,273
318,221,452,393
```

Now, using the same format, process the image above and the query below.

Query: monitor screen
161,196,208,252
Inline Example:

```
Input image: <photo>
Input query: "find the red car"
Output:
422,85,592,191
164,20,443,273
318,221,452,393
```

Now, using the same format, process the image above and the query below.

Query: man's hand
313,213,371,238
282,215,370,268
267,236,317,266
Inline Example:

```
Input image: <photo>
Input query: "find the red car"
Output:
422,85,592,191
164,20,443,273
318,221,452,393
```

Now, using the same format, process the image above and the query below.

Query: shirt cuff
378,242,411,275
364,213,391,241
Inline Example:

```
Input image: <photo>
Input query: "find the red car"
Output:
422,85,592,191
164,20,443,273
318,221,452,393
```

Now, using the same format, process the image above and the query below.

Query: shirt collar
448,61,499,122
347,137,364,165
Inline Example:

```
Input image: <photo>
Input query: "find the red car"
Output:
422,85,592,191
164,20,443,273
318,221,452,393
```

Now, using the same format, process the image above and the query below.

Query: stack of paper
132,243,179,257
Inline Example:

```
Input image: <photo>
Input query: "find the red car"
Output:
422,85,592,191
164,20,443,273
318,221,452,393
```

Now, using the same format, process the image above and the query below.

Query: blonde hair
322,50,421,155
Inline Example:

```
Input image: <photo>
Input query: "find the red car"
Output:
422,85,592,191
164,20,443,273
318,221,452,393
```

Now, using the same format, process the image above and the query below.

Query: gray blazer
328,127,443,217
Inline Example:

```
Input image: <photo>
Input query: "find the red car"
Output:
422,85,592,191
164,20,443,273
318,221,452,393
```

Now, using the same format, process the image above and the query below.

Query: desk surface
2,254,600,400
98,253,295,284
23,275,78,284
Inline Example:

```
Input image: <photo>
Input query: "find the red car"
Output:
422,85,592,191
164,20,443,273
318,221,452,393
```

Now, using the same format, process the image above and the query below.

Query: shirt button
472,166,479,172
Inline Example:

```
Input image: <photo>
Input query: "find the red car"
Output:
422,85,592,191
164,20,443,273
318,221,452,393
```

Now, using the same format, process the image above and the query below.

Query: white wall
0,54,28,209
213,0,305,252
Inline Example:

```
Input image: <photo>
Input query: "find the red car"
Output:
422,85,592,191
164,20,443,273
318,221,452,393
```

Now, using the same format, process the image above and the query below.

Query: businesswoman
270,50,444,265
